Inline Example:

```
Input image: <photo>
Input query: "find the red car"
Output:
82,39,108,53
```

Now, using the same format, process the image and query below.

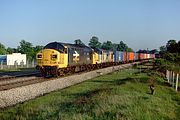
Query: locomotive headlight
51,54,58,59
37,54,42,59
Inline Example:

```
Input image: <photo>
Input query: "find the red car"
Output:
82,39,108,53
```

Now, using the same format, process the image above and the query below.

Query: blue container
114,51,118,62
120,52,124,62
114,51,124,62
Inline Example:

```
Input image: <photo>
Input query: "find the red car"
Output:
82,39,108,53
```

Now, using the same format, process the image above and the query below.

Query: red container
140,53,144,60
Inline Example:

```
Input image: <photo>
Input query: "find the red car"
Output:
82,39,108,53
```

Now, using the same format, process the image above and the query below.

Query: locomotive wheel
58,69,65,76
53,69,59,77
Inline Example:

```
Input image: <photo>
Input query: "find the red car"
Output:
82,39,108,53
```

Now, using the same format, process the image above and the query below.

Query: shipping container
135,52,139,61
147,54,150,59
123,52,128,62
114,51,124,62
129,52,134,61
108,51,114,62
139,53,145,60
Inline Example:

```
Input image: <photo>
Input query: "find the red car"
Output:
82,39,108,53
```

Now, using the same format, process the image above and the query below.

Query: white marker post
175,73,179,91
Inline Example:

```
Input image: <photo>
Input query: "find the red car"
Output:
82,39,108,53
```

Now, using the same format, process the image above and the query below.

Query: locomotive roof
44,42,92,52
93,47,113,54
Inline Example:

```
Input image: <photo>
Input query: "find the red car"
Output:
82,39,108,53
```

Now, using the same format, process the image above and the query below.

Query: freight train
36,42,155,77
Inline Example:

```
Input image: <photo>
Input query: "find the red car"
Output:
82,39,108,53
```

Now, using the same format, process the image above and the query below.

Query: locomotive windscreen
44,42,65,52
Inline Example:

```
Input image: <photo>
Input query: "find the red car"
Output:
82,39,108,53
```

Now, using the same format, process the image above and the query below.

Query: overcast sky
0,0,180,51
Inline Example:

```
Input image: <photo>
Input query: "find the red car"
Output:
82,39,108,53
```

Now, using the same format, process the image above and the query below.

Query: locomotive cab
36,41,93,77
36,42,68,76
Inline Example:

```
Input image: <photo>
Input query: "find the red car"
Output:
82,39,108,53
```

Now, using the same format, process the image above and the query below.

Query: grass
0,67,36,72
0,67,180,120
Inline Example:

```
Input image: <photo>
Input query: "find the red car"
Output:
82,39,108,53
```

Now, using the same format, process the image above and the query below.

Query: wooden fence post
176,73,179,91
169,71,172,85
166,70,169,82
172,72,175,87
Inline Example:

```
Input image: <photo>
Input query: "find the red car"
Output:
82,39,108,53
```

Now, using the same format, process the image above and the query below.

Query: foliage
6,47,17,54
0,43,6,55
159,39,180,66
166,40,178,53
149,49,158,54
101,41,113,50
0,40,43,61
17,40,34,60
16,40,43,60
34,45,43,53
154,58,180,73
74,39,85,45
88,36,133,51
117,41,128,51
159,46,166,54
126,47,134,52
88,36,101,48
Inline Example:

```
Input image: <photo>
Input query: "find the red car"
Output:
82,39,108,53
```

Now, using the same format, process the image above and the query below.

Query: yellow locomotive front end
36,42,68,77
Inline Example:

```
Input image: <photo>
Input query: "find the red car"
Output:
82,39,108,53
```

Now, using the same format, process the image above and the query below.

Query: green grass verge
0,68,180,120
0,68,36,72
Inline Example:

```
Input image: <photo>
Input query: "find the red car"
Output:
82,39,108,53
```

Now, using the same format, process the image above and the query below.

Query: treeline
154,40,180,73
74,36,133,52
159,40,180,64
0,36,135,60
0,40,43,61
88,36,133,52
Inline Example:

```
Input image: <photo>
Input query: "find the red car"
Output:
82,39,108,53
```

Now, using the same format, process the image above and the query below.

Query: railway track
0,76,45,91
0,71,42,91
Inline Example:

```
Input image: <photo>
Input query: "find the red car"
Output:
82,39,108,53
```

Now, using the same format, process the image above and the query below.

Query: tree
159,46,166,54
150,49,158,54
126,47,134,52
101,41,113,50
117,41,128,51
34,45,43,53
30,45,44,60
6,47,17,54
0,43,6,55
177,40,180,54
17,40,34,60
88,36,101,48
112,43,118,51
166,40,178,53
74,39,85,45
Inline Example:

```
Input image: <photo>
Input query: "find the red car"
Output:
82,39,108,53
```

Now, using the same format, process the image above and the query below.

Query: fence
0,60,37,70
166,70,180,91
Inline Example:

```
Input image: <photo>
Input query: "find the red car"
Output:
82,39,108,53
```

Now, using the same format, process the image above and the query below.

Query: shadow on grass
90,76,150,87
53,87,113,118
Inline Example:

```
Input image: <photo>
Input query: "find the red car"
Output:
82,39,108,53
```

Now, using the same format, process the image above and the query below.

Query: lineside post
172,72,175,88
176,73,179,91
166,70,169,83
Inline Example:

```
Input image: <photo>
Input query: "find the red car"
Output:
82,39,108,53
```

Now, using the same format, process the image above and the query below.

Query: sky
0,0,180,51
